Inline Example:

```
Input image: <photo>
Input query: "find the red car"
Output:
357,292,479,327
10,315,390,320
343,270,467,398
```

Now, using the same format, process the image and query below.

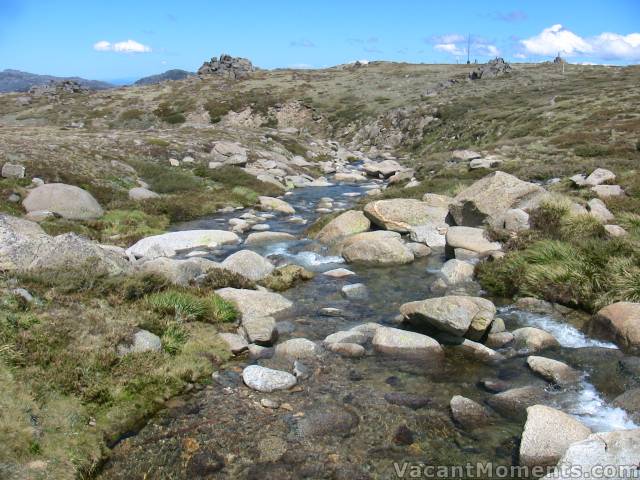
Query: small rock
242,365,297,393
406,242,432,257
275,338,321,360
1,163,26,179
512,327,560,353
584,168,615,187
604,224,627,237
341,283,368,299
323,268,356,278
326,342,365,357
117,330,162,356
526,356,581,385
261,398,281,409
219,333,249,355
242,316,278,346
384,392,431,410
450,395,491,429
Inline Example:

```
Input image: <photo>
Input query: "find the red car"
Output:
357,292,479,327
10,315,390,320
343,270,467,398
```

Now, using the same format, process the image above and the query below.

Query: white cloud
429,34,466,44
521,24,591,56
434,43,465,56
521,25,640,60
513,53,527,59
476,44,500,56
93,39,152,53
93,40,112,51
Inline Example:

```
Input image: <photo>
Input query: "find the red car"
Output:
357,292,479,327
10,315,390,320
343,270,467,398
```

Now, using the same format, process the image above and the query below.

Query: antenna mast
467,34,471,64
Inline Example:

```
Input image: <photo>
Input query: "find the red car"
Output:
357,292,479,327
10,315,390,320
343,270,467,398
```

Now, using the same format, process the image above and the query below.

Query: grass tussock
146,289,238,323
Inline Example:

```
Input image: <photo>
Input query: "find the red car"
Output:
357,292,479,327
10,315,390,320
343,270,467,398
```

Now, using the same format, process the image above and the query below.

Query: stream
99,169,638,479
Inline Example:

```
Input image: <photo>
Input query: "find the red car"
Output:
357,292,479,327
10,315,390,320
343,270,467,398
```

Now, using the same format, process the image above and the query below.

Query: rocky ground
1,60,640,479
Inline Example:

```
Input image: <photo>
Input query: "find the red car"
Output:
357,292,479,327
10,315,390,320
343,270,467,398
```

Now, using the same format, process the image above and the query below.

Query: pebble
260,398,281,409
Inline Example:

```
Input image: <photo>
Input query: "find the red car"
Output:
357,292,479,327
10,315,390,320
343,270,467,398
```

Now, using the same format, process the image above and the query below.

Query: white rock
372,327,444,362
127,230,239,259
221,250,274,281
242,365,297,393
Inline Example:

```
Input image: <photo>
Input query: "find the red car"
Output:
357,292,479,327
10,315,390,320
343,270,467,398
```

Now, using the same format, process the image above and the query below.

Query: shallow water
99,174,638,479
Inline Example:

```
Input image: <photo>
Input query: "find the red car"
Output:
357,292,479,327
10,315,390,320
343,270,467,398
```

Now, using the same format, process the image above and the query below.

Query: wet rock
409,223,447,248
128,187,159,201
293,360,312,379
450,172,549,227
23,183,103,220
485,332,514,349
315,210,371,244
526,356,581,385
612,389,640,423
219,333,249,355
349,322,383,340
446,226,501,254
294,405,359,438
342,231,414,266
127,230,239,259
400,295,495,337
479,378,509,393
393,425,415,445
512,327,560,353
334,172,367,183
364,198,448,233
260,264,314,291
242,316,278,346
216,288,293,318
519,405,591,468
384,392,432,410
275,338,321,360
185,446,224,476
452,339,505,364
439,259,475,285
489,317,506,333
584,168,616,187
258,196,295,214
363,159,403,178
221,249,274,281
242,365,297,392
515,297,556,315
244,231,296,245
487,386,548,420
257,435,288,462
117,330,162,356
406,242,432,257
341,283,368,299
588,302,640,354
326,342,365,357
324,330,368,345
450,395,491,429
323,268,356,278
260,398,281,409
248,344,274,360
372,326,444,362
541,429,640,480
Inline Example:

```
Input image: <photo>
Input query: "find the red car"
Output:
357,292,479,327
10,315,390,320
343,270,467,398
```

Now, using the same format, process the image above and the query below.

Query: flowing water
99,173,638,479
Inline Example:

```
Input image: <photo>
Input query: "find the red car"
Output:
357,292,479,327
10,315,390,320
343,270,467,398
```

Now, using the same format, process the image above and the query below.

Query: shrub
574,144,610,157
196,165,283,196
131,160,203,194
119,109,145,121
529,199,570,237
154,102,186,124
197,268,256,290
101,273,169,302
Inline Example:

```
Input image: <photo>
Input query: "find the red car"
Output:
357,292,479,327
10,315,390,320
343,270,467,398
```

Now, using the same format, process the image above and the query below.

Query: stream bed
99,174,638,479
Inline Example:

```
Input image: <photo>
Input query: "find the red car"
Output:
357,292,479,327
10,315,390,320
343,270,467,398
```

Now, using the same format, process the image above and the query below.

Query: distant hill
134,69,194,86
0,69,113,93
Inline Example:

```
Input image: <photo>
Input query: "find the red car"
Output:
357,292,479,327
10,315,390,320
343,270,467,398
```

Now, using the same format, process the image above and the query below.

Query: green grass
146,289,238,323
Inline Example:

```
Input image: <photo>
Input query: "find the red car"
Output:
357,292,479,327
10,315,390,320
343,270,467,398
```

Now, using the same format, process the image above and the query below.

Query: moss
198,267,256,290
259,265,315,292
90,209,169,245
195,165,283,196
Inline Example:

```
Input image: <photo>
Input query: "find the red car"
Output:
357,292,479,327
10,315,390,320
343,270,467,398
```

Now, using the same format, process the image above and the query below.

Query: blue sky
1,0,639,83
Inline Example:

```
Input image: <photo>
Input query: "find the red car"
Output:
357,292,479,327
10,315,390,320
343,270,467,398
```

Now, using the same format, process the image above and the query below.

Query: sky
0,0,639,83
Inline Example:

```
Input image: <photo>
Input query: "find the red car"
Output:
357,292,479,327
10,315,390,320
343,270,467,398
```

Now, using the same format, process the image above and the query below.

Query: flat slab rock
127,230,239,259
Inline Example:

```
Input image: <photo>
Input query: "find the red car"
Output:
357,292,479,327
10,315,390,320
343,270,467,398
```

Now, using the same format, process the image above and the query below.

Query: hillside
133,69,194,86
0,69,113,93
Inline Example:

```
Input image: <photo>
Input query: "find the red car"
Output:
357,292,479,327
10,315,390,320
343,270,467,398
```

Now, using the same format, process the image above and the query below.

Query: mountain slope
133,69,194,86
0,69,113,92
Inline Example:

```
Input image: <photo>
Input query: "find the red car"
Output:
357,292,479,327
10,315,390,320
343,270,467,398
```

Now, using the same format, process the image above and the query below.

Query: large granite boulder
216,288,293,318
258,196,295,214
315,210,371,244
22,183,104,220
341,231,414,266
519,405,591,468
137,257,220,286
221,250,274,281
400,295,495,337
588,302,640,354
126,230,240,259
372,327,444,362
541,429,640,480
363,199,449,233
0,215,129,276
450,172,549,227
446,226,501,254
